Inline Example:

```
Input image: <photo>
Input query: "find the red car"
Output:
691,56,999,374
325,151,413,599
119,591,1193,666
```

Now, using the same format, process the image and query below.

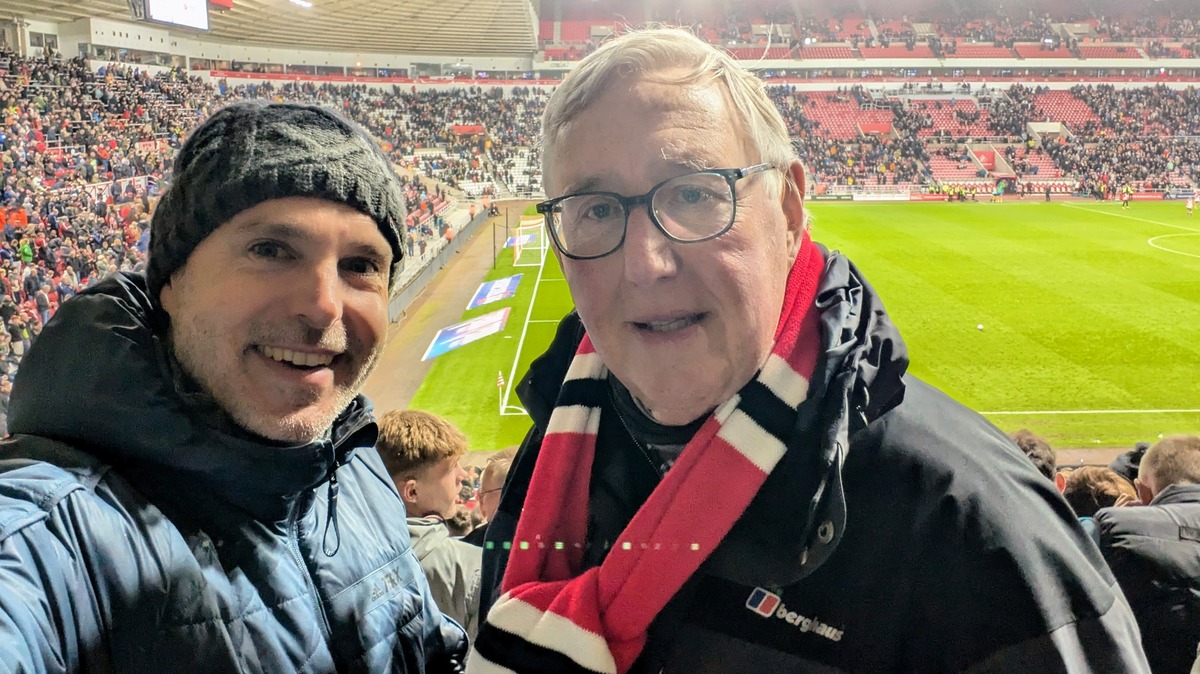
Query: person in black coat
1096,435,1200,673
1110,441,1151,483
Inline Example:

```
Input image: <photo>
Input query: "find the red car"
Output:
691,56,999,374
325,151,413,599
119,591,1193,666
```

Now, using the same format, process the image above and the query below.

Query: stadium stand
729,46,793,60
945,43,1017,59
799,92,895,139
913,99,994,139
1014,43,1075,59
926,153,988,182
1077,45,1145,59
1000,144,1062,178
3,0,1200,400
1033,90,1103,128
859,44,936,59
796,45,857,60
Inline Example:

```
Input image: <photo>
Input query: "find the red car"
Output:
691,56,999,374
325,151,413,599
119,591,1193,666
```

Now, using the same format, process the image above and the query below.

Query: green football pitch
409,199,1200,452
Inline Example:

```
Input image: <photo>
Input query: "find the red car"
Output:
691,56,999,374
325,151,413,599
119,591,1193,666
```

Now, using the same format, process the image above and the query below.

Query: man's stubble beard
168,314,384,446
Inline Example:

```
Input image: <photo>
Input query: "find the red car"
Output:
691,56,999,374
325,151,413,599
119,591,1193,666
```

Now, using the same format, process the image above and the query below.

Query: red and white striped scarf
469,234,825,674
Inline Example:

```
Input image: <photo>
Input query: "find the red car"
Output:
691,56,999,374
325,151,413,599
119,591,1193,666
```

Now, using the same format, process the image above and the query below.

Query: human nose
294,261,343,330
621,203,678,285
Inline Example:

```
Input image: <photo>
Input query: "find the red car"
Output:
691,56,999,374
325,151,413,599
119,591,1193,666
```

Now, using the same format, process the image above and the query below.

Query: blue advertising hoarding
467,274,523,310
504,234,537,248
422,307,512,361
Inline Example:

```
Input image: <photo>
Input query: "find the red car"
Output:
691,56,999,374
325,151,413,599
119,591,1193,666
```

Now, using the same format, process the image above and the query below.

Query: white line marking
501,239,549,416
1061,203,1200,234
982,408,1200,416
1147,233,1200,260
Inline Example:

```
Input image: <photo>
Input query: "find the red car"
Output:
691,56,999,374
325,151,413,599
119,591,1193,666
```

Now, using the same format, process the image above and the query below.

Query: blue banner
504,234,537,248
468,274,523,310
422,308,512,361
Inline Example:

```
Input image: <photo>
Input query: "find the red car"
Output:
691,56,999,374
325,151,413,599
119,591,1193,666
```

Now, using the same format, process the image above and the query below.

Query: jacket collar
516,247,909,585
1150,483,1200,506
518,248,907,441
7,272,378,522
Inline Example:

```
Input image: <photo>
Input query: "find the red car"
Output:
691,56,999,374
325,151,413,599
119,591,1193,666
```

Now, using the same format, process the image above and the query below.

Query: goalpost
513,217,548,267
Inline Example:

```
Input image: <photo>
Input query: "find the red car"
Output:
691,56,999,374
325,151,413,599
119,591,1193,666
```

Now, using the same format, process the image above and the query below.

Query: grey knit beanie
147,101,407,302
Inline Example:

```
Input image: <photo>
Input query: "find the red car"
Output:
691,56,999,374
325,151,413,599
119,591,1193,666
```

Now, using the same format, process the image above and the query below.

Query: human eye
664,176,727,207
341,256,383,276
248,240,293,260
568,195,621,223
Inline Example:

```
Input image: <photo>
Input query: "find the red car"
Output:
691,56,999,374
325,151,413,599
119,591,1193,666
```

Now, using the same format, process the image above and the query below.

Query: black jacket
1096,484,1200,673
481,250,1149,673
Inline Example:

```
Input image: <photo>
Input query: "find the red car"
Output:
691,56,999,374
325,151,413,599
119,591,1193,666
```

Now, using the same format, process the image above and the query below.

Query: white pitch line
501,240,549,415
1148,233,1200,260
982,408,1200,416
1061,203,1200,234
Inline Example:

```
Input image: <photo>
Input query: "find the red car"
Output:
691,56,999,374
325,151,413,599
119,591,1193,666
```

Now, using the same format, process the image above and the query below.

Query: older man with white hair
471,27,1148,674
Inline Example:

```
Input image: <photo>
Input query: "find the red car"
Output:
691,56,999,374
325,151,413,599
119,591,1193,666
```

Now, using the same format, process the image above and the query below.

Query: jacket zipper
322,469,342,556
287,453,335,643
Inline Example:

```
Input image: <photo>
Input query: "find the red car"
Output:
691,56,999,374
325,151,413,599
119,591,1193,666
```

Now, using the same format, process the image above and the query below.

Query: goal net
513,218,547,267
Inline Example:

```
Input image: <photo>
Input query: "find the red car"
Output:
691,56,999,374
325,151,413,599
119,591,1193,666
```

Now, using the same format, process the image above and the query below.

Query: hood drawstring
322,470,342,557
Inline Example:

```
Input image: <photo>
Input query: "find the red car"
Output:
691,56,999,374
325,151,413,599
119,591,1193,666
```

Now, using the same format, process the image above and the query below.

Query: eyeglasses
535,164,774,260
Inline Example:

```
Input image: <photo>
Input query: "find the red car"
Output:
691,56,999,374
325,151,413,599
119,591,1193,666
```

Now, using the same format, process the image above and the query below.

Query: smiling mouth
258,345,338,370
632,313,706,333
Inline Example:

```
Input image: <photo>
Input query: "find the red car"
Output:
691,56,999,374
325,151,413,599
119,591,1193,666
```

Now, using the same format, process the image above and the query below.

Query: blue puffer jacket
0,273,467,672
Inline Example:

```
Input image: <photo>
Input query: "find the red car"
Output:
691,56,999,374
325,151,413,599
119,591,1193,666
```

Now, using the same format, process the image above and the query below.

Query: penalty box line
500,231,552,416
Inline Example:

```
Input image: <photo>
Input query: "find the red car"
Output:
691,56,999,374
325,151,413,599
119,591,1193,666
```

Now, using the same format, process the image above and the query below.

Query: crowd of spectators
988,84,1038,137
1094,14,1199,41
0,49,555,432
543,2,1200,59
1046,134,1199,195
1013,431,1200,673
795,135,929,186
2,38,1200,429
1071,84,1200,138
932,13,1061,44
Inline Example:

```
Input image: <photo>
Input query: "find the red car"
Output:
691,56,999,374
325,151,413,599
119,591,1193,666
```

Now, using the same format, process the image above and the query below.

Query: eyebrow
561,158,720,196
237,220,391,261
236,220,313,242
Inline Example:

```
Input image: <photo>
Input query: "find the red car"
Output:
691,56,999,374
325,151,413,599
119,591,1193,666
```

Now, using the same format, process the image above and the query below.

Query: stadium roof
2,0,538,57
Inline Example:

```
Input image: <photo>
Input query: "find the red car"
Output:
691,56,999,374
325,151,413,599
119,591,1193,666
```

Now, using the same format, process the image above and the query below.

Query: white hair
541,26,803,207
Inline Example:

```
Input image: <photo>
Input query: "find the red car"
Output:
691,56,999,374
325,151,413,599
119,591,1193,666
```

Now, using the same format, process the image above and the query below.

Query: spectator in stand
463,446,517,547
1095,435,1200,674
445,508,476,538
472,26,1149,673
0,101,467,670
377,409,482,640
1010,428,1057,481
1061,466,1139,534
1111,441,1152,483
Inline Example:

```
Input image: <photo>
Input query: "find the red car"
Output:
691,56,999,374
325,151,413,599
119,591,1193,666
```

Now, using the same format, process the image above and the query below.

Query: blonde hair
1141,435,1200,490
376,410,468,481
481,446,518,489
541,26,800,202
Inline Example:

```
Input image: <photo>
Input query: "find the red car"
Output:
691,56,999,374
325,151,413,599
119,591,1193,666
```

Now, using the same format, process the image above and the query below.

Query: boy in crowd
378,409,483,639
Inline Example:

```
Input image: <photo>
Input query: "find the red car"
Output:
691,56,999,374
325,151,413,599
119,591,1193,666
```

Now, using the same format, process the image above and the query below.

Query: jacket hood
7,272,378,521
408,516,453,561
813,244,907,427
512,246,909,587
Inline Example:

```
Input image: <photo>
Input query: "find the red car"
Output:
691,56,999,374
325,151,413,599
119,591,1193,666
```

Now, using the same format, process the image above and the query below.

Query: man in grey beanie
0,101,469,672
